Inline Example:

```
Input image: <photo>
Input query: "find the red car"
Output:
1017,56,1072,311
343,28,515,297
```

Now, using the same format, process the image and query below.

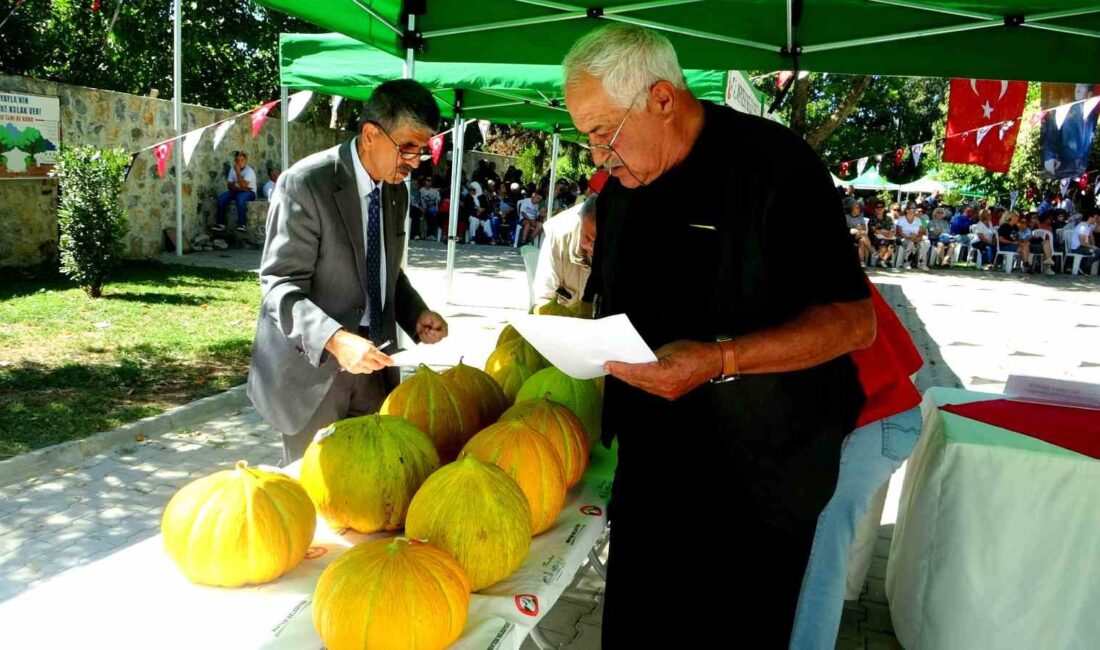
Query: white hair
563,24,686,107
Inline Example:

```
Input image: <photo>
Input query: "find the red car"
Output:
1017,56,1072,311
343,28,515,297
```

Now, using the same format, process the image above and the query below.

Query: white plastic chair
1059,227,1087,275
993,240,1020,273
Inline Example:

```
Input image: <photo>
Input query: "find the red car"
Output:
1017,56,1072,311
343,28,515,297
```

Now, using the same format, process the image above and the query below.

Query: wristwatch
711,335,740,384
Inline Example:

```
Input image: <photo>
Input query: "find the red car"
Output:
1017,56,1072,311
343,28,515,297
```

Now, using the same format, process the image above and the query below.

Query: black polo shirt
589,101,869,531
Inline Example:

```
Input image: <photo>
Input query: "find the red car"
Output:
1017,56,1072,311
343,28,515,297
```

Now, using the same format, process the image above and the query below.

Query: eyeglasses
577,107,632,155
369,121,432,162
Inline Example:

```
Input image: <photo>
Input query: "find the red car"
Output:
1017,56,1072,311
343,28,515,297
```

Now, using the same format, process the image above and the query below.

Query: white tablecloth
887,387,1100,649
0,445,616,649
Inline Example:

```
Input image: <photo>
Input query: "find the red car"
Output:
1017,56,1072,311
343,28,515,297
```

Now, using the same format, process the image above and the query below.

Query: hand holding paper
508,314,657,379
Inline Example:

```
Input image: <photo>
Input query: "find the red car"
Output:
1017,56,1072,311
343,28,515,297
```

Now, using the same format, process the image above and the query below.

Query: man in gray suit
247,80,449,464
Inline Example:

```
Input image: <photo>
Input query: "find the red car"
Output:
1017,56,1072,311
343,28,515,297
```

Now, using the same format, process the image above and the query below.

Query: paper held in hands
509,314,657,379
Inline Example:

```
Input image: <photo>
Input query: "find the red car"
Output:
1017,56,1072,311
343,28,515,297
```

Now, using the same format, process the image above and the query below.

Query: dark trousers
216,189,256,227
601,423,843,648
281,331,389,465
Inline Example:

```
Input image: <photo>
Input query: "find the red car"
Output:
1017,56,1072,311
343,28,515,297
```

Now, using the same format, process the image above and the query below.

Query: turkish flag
251,100,279,139
942,78,1027,173
429,133,444,165
153,140,173,179
840,161,850,176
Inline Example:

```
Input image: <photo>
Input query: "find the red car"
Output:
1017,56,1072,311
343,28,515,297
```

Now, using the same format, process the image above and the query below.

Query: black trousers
600,424,843,649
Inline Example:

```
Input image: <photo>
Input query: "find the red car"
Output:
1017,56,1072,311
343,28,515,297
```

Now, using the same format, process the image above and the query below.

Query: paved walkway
5,245,1099,649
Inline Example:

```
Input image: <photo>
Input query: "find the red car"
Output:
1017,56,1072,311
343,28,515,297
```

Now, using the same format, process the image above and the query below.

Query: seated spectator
410,177,427,240
970,208,997,269
926,207,955,267
847,202,872,266
996,210,1024,271
486,162,502,188
896,205,930,270
261,167,280,200
214,150,257,232
419,176,441,239
1025,212,1057,275
1067,209,1100,273
517,189,545,247
465,181,494,244
868,201,897,267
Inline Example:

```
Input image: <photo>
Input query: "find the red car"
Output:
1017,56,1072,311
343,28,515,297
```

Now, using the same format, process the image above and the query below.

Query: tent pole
399,13,416,350
446,115,466,304
280,85,289,175
173,0,183,257
547,128,560,219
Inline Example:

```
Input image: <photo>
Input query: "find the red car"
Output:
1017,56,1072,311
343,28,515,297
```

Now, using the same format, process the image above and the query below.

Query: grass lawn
0,261,260,460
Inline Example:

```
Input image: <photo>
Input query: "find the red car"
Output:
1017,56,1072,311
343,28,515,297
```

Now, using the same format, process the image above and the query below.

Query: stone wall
0,74,347,267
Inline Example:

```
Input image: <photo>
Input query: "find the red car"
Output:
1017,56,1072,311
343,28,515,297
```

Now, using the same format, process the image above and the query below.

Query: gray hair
360,79,441,133
579,194,598,221
563,24,686,107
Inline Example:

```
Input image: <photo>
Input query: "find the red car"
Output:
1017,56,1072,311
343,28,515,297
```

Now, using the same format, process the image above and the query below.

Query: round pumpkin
380,364,480,462
313,537,470,650
442,359,508,429
461,419,567,535
484,340,538,404
406,456,531,591
516,367,603,444
161,460,315,587
501,397,590,489
299,414,440,533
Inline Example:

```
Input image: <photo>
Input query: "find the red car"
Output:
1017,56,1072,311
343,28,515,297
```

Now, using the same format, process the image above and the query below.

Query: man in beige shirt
532,193,596,311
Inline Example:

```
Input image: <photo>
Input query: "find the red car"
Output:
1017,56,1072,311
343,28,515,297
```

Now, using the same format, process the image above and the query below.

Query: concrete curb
0,384,251,489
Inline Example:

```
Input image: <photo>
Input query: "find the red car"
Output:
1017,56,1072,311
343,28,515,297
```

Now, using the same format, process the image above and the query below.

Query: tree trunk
789,75,811,137
805,75,874,151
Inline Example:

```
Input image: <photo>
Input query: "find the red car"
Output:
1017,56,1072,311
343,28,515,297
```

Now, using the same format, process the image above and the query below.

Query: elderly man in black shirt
565,24,875,646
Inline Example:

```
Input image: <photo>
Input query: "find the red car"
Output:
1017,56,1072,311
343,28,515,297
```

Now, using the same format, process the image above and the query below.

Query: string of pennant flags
132,90,459,180
832,93,1100,183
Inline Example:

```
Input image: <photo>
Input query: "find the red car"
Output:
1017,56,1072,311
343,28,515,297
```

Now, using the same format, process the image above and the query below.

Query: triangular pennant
1054,104,1072,130
894,148,904,166
976,124,994,146
287,91,313,122
1009,190,1018,209
1079,173,1089,190
477,120,491,143
429,133,444,166
777,71,793,88
181,125,207,167
251,100,278,139
840,161,850,176
153,140,173,179
1095,177,1100,196
212,119,235,150
998,120,1015,140
910,143,924,168
1060,178,1071,196
856,157,868,176
1084,96,1100,121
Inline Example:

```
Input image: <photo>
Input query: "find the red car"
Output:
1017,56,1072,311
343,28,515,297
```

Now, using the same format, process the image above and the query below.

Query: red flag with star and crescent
942,78,1027,173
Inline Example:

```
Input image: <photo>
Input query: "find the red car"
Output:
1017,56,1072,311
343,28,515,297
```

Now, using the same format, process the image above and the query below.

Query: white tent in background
898,174,951,195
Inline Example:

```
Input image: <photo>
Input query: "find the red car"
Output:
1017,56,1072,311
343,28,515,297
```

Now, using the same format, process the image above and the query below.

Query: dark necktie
365,187,383,333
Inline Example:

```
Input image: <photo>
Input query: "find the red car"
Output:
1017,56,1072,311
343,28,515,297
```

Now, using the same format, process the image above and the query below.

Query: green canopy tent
258,1,1100,83
848,166,902,191
278,32,734,301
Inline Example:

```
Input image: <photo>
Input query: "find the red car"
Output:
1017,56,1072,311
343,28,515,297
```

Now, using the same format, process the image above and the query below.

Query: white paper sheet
509,314,657,380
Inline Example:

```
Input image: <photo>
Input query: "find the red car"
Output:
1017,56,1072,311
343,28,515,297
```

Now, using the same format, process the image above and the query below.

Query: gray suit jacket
247,139,428,435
